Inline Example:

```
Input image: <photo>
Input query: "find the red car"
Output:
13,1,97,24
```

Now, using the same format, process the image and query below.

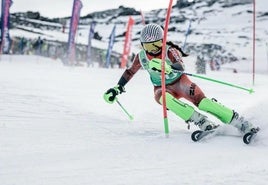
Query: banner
120,16,135,68
66,0,83,65
182,19,192,51
86,21,96,67
105,24,116,68
1,0,13,54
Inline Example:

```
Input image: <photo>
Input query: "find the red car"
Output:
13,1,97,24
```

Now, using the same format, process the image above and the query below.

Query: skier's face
142,40,162,54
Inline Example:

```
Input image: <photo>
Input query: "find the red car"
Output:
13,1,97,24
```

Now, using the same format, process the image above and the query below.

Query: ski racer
103,23,258,135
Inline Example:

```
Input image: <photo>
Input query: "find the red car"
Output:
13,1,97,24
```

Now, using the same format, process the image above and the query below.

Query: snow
1,1,268,184
0,54,268,185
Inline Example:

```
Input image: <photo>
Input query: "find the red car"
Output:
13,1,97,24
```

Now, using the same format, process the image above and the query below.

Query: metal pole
266,42,268,73
253,0,256,85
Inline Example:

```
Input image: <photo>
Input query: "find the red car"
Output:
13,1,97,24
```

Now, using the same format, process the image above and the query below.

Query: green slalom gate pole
116,99,134,121
182,72,254,94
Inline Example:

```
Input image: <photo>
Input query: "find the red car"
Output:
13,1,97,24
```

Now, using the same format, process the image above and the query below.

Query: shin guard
160,92,195,121
198,98,233,123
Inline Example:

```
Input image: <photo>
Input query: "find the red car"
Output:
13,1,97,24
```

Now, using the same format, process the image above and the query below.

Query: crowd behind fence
7,36,124,68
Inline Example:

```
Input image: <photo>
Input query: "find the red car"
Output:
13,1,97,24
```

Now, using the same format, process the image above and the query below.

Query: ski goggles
142,40,162,54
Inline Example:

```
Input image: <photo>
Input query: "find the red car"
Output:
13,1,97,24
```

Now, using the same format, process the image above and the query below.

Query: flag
66,0,83,65
182,19,192,51
105,24,116,68
120,16,135,68
86,21,96,67
1,0,13,54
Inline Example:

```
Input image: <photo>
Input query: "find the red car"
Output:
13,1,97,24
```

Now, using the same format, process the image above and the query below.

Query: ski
243,127,260,144
191,128,218,142
191,127,260,144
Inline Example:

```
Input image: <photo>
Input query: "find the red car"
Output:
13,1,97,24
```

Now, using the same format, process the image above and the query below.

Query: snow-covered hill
9,0,268,71
0,55,267,185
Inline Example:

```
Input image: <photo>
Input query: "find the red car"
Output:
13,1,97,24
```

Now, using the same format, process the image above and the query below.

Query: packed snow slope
0,55,268,185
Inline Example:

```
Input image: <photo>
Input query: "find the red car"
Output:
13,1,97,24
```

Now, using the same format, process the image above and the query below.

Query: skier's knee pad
198,98,233,123
159,92,195,121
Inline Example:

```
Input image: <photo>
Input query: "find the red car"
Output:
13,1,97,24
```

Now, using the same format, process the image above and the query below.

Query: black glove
103,85,125,104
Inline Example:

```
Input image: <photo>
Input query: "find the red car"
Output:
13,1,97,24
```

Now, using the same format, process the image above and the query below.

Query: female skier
103,23,257,136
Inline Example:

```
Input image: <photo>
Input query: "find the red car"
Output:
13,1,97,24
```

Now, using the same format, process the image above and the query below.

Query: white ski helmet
140,23,164,43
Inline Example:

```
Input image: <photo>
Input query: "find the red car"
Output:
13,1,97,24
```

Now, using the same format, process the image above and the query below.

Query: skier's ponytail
167,41,189,57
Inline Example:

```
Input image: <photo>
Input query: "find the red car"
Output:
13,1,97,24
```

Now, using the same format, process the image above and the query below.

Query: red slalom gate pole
161,0,173,137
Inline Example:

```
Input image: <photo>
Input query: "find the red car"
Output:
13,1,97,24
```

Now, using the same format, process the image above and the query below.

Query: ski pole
116,99,134,121
174,70,254,94
186,72,254,93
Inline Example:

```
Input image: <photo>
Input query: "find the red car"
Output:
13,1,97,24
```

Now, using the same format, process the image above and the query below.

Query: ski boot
187,111,219,142
188,111,219,131
230,112,260,144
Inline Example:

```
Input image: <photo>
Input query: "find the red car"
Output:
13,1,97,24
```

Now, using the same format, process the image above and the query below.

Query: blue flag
1,0,13,54
105,25,116,68
182,19,192,51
